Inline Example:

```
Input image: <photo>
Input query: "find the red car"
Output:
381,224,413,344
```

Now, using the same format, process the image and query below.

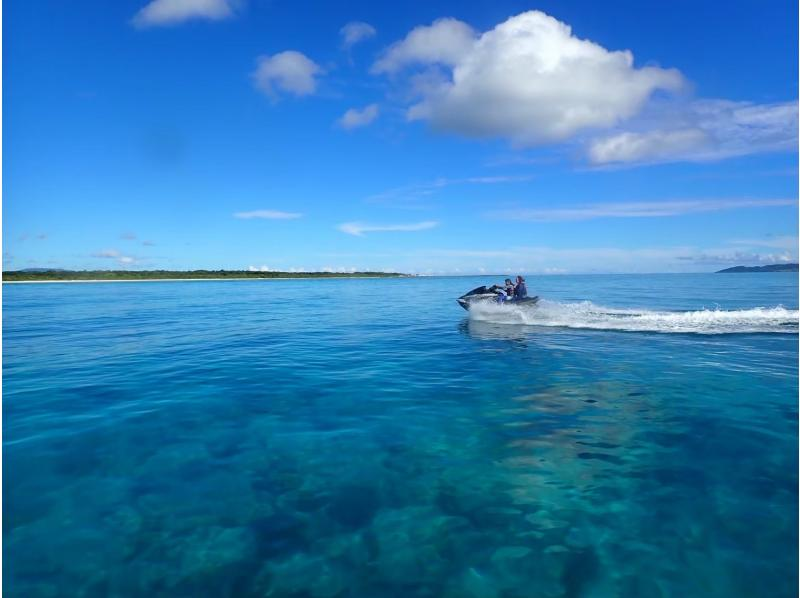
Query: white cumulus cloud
589,100,799,164
234,210,302,219
252,51,322,99
372,18,476,73
337,104,379,129
373,11,683,146
132,0,236,28
340,21,377,49
338,221,438,236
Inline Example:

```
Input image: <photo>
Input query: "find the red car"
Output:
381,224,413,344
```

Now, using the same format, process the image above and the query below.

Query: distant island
716,263,798,273
3,270,408,282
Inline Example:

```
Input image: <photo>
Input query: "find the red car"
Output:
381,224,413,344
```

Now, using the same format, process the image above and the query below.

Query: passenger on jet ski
513,276,528,300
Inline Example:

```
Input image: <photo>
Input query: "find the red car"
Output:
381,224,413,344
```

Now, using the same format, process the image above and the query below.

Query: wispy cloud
237,240,796,275
489,198,797,222
368,175,534,206
365,243,796,273
679,167,799,181
728,236,798,250
423,249,516,258
588,100,798,166
338,221,438,236
589,129,709,165
234,210,303,219
92,249,121,258
677,251,795,265
132,0,236,28
90,249,139,266
340,21,377,49
120,232,137,240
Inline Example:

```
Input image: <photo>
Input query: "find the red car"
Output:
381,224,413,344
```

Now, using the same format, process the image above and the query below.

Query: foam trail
468,299,799,334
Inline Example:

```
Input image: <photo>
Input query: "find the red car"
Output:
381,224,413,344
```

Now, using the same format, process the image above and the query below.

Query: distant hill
716,263,798,273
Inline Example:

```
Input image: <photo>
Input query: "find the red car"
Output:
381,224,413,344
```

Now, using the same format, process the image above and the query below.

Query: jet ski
457,285,540,311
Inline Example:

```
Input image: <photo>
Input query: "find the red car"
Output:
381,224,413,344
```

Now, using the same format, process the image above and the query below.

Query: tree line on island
716,264,798,273
3,270,409,281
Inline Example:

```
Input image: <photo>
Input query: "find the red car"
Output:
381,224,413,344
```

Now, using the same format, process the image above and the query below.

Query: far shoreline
3,268,798,284
2,276,409,284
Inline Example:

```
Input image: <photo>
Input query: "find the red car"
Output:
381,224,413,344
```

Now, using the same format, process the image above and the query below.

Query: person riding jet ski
456,276,539,311
496,278,515,304
513,276,528,300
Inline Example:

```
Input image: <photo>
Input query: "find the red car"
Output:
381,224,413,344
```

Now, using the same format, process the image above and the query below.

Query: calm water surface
4,274,798,597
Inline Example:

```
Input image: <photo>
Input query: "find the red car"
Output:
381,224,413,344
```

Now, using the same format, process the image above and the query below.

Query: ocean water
3,273,798,598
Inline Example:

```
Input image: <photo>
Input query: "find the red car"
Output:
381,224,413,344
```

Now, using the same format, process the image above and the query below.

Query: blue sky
4,0,798,274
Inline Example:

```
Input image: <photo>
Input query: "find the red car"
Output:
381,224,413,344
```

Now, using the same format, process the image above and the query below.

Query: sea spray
468,299,799,334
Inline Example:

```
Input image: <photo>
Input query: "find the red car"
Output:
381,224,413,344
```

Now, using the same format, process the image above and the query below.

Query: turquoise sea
4,273,798,597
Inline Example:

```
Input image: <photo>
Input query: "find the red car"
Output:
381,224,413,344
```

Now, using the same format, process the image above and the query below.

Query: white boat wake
468,299,799,334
